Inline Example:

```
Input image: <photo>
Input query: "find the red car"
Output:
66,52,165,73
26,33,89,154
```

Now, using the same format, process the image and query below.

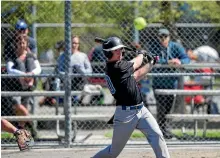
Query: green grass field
1,132,14,139
105,129,220,139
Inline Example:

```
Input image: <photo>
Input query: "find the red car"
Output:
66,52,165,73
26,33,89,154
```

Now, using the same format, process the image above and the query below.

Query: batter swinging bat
94,37,156,125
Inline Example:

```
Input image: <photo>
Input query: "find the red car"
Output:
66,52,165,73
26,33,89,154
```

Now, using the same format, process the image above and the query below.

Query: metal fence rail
1,115,110,121
155,89,220,96
1,91,101,97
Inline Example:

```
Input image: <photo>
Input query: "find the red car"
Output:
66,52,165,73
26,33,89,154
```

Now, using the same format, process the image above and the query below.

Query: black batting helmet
102,37,132,59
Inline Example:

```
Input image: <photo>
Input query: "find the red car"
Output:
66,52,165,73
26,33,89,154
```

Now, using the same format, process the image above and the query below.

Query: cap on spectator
54,40,65,49
15,20,28,30
158,28,170,36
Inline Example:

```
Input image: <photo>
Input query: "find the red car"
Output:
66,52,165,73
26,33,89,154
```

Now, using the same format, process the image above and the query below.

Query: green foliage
187,1,220,22
1,1,220,55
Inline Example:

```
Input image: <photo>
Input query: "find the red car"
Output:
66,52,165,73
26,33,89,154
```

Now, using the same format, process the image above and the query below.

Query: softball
133,17,147,30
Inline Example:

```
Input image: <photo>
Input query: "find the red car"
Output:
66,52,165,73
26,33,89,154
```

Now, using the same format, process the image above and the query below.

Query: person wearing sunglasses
151,28,190,139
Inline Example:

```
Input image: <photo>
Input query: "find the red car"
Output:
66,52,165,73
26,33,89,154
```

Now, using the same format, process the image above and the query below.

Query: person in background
187,45,219,63
6,34,41,138
151,28,190,139
185,46,220,113
57,35,92,89
3,19,37,62
39,40,65,107
55,40,65,57
70,35,93,78
56,35,93,104
2,20,37,117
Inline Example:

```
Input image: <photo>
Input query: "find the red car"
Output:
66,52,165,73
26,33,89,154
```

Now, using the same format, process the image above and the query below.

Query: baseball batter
92,37,170,158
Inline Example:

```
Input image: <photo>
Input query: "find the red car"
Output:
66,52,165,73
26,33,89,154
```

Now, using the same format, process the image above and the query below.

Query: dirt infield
2,147,220,158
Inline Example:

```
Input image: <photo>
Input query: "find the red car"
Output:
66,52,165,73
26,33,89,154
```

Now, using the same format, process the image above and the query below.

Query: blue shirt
56,52,65,72
151,41,190,89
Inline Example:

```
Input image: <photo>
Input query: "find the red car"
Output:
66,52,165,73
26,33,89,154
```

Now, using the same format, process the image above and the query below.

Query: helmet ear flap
104,50,113,59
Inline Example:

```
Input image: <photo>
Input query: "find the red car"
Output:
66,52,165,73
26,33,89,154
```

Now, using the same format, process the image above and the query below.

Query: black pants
154,94,174,134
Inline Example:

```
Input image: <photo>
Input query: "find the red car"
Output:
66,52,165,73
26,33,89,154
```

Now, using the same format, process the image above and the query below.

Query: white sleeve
31,60,42,75
6,61,26,75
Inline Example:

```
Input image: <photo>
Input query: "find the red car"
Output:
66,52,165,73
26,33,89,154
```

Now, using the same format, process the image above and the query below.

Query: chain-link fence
1,1,220,148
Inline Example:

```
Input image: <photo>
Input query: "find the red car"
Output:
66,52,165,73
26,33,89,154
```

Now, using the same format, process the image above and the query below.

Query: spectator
185,46,220,113
54,40,65,57
69,35,93,90
56,35,93,103
6,34,41,137
186,46,219,85
187,45,219,63
39,40,65,107
151,28,190,139
3,19,37,62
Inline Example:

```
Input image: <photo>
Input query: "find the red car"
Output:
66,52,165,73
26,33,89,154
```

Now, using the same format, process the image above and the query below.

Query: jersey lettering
105,75,116,94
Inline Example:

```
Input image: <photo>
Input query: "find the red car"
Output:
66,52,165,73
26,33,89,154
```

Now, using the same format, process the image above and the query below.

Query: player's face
158,35,170,47
113,48,123,60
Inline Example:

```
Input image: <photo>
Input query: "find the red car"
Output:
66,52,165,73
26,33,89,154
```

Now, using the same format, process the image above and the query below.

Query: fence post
178,75,185,114
31,5,38,56
64,0,72,148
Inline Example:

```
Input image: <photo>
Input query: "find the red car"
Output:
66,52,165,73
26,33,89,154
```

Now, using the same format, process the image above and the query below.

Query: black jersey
106,60,142,106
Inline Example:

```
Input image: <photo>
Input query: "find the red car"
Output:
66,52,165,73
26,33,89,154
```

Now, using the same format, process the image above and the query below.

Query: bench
166,114,220,137
1,90,102,141
155,89,220,137
154,89,220,114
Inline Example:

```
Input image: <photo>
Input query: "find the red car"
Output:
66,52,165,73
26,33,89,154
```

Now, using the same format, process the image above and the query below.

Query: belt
121,102,143,111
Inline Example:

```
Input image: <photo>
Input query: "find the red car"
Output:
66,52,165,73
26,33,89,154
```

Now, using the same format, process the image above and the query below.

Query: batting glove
146,54,157,65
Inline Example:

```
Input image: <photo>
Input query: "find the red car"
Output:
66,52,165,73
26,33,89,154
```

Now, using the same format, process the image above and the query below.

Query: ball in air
133,17,147,30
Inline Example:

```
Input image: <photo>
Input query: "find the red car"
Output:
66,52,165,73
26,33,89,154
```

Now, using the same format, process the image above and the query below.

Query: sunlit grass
1,132,14,139
105,129,220,139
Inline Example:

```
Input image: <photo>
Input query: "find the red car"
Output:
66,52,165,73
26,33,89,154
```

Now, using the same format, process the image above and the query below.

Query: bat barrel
94,37,105,44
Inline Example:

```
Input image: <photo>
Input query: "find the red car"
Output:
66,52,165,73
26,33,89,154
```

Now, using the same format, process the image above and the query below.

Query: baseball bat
94,37,105,44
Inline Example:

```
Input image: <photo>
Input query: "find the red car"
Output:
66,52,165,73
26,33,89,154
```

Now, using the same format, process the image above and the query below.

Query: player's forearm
133,63,152,82
130,54,144,70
